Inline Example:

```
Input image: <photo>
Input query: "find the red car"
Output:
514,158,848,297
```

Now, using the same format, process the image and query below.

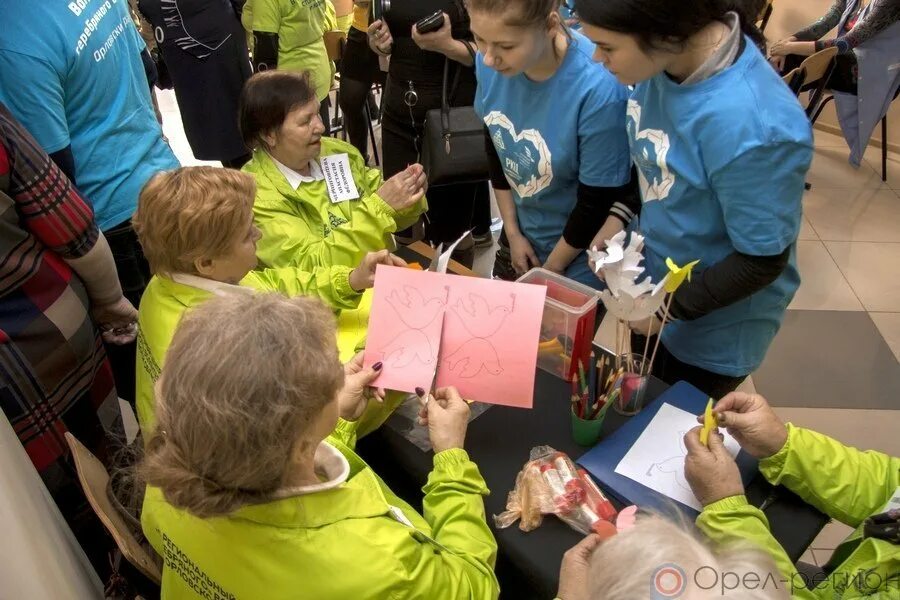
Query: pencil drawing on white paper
615,403,740,511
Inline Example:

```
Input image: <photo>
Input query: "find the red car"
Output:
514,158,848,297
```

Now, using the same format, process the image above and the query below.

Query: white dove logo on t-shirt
626,99,675,203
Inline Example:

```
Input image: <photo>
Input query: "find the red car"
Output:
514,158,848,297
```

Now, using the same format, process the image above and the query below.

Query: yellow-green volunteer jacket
135,269,362,435
250,0,333,101
697,424,900,599
244,137,426,272
141,418,500,600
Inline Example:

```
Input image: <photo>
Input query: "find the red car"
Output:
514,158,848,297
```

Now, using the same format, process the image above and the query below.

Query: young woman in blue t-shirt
575,0,813,397
467,0,638,289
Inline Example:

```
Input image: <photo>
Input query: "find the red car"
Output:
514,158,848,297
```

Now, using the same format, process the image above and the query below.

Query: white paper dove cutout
587,231,627,273
591,231,669,322
598,279,668,322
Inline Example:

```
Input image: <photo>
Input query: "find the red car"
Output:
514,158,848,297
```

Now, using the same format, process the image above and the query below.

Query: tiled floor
156,91,899,566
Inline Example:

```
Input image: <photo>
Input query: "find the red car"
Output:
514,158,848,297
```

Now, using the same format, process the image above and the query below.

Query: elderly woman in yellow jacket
552,392,898,600
240,70,427,357
240,70,426,272
683,392,900,599
132,166,403,434
140,292,500,599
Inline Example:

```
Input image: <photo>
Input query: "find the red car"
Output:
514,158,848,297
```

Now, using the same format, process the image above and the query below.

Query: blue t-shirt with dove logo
475,31,631,288
0,0,179,231
629,37,812,376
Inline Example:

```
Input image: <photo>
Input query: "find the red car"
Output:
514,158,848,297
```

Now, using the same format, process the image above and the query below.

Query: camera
372,0,390,21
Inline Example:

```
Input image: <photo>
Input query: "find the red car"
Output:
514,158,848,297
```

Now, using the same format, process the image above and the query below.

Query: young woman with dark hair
574,0,813,397
467,0,636,288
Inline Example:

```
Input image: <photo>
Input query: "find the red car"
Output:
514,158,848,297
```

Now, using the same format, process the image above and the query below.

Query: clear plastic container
517,268,599,381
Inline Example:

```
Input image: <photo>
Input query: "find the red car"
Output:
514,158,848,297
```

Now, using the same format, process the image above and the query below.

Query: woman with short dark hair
239,70,427,272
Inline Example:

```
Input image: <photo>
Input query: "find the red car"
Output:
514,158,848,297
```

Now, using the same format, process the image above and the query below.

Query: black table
357,367,829,599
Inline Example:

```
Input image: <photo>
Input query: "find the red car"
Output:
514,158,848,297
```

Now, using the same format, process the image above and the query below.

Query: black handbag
421,46,489,186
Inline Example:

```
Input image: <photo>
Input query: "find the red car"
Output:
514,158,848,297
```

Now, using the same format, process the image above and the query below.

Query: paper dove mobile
588,231,669,322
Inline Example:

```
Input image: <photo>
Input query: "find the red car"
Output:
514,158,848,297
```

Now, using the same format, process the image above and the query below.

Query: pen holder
613,353,650,417
571,407,607,446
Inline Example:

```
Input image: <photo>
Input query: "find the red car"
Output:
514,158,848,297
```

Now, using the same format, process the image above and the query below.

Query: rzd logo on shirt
626,99,675,203
483,111,553,199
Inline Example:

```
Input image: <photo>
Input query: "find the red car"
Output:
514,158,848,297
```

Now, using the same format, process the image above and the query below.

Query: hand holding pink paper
363,266,547,408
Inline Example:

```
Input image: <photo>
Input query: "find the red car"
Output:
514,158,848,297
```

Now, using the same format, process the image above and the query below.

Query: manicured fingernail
372,362,383,371
415,387,425,397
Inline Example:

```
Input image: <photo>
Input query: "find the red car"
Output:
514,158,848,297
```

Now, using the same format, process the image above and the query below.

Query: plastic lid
516,268,599,312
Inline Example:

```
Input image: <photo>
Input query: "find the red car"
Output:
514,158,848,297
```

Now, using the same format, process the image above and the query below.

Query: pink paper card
363,265,547,408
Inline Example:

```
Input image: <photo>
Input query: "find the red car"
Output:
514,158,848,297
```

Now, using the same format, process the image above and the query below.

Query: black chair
794,48,839,120
757,0,774,33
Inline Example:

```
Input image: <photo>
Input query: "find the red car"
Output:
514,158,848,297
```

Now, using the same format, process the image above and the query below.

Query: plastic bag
494,446,618,535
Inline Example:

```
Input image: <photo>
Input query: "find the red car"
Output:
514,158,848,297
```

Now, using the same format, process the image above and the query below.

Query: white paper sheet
614,402,740,510
435,229,471,274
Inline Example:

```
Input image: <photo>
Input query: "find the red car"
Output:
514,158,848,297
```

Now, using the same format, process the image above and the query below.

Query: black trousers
631,332,747,399
102,219,150,406
382,74,488,250
339,28,386,158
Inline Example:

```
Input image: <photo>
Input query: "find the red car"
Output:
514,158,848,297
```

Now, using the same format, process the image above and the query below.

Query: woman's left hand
629,315,662,337
411,12,453,54
338,352,385,421
92,296,138,345
769,40,815,57
683,426,745,507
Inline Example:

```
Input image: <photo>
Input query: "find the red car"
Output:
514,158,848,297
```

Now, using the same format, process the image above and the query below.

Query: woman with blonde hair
133,166,402,433
140,293,500,599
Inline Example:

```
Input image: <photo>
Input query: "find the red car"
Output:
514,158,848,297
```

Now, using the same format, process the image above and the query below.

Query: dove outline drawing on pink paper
379,285,449,369
363,265,547,407
444,293,516,378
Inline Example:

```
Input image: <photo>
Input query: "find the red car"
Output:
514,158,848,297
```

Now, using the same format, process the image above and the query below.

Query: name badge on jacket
321,154,360,203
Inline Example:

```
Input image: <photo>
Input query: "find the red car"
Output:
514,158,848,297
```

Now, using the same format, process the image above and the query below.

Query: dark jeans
493,228,518,281
631,332,747,399
103,219,150,406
